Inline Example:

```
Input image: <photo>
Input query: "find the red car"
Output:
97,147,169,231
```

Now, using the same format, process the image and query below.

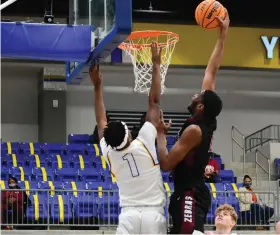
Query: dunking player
90,42,167,234
156,12,230,234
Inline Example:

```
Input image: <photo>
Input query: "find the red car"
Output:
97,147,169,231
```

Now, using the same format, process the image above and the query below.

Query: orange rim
119,30,179,50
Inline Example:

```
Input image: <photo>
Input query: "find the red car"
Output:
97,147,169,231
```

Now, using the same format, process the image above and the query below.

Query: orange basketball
195,0,226,30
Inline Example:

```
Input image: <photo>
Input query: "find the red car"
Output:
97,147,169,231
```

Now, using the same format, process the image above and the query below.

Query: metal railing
1,188,279,230
255,149,271,193
245,125,280,152
231,126,246,173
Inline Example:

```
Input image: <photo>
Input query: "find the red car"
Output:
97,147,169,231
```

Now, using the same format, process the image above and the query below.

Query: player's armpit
158,125,202,172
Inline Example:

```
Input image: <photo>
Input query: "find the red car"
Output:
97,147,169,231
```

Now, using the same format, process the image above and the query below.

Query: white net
119,31,179,94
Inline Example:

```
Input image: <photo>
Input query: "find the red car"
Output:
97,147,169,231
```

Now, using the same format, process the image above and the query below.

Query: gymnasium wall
1,64,40,142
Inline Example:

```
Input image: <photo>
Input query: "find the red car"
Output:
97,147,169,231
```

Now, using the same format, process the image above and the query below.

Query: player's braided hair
103,121,126,149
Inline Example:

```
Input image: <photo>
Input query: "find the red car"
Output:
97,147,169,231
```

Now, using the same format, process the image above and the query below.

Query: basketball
205,165,214,173
195,0,226,30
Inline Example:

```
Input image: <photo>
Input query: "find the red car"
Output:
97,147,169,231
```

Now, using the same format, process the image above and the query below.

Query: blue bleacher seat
274,158,280,165
38,180,64,196
8,167,30,181
219,170,235,183
1,168,8,181
1,142,21,155
17,181,39,196
68,134,90,144
206,198,218,224
161,171,170,182
79,169,102,182
48,154,70,169
84,144,101,156
65,143,85,154
26,154,48,168
55,168,78,182
21,143,42,155
73,194,98,219
64,181,86,196
166,136,176,145
205,183,226,199
71,154,95,169
42,143,66,154
50,195,73,223
2,154,25,168
32,167,53,182
99,193,120,224
26,194,49,222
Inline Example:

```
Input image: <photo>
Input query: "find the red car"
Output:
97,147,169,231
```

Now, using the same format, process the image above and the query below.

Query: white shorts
116,207,167,234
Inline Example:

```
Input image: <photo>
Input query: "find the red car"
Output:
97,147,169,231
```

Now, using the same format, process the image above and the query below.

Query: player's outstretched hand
157,110,172,134
89,64,102,88
151,41,162,65
216,8,230,35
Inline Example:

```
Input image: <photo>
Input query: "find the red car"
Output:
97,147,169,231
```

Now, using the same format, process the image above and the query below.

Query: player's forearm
149,64,161,104
205,32,227,76
157,132,169,172
94,85,107,133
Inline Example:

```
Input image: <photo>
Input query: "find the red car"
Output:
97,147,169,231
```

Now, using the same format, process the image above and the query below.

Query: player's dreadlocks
103,121,126,149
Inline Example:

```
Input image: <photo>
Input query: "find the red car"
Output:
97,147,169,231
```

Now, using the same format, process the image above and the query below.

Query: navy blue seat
206,198,218,224
2,154,25,168
64,181,87,197
8,167,30,181
166,136,176,145
32,167,53,182
38,180,64,196
21,142,42,155
99,193,120,224
55,168,78,182
219,170,235,183
48,154,70,169
1,142,21,155
50,195,73,223
206,183,226,199
26,194,49,222
84,144,101,156
42,143,66,155
26,154,48,169
68,134,90,144
73,194,98,219
71,154,95,169
79,169,102,182
65,143,85,154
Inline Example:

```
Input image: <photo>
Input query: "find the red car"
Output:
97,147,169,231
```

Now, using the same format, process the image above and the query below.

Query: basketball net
119,31,179,94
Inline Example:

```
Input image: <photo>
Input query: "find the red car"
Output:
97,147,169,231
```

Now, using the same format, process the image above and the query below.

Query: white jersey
100,122,166,208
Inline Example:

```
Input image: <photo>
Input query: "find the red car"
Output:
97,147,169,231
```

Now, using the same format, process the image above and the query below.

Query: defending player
156,12,230,234
90,42,167,234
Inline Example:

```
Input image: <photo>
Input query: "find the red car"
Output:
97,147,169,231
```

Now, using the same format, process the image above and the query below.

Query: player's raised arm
90,64,107,140
157,114,202,172
201,10,230,91
145,41,162,126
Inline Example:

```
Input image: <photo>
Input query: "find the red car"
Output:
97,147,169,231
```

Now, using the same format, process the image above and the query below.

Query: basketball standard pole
0,0,18,11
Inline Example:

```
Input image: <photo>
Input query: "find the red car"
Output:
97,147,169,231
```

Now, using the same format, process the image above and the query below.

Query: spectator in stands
205,204,238,235
238,175,274,229
203,153,221,183
1,177,31,230
276,221,280,234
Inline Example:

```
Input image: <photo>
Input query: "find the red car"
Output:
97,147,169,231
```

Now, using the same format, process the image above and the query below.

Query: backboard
66,0,132,84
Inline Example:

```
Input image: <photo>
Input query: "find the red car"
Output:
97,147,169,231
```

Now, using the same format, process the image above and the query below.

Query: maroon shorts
169,188,211,234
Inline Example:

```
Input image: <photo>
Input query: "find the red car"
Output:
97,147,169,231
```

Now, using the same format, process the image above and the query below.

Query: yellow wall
133,23,280,69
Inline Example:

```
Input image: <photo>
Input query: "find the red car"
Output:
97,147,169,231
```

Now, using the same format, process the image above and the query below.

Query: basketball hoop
119,30,179,94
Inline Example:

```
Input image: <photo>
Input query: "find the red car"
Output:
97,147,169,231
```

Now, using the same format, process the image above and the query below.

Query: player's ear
197,103,204,112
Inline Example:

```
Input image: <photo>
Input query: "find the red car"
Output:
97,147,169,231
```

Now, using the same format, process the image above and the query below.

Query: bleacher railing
255,149,271,193
245,125,280,153
1,188,279,230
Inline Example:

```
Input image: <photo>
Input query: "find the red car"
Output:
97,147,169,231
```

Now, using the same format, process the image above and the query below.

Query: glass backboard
66,0,132,84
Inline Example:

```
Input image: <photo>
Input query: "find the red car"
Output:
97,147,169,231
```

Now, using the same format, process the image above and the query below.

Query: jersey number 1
122,153,139,177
